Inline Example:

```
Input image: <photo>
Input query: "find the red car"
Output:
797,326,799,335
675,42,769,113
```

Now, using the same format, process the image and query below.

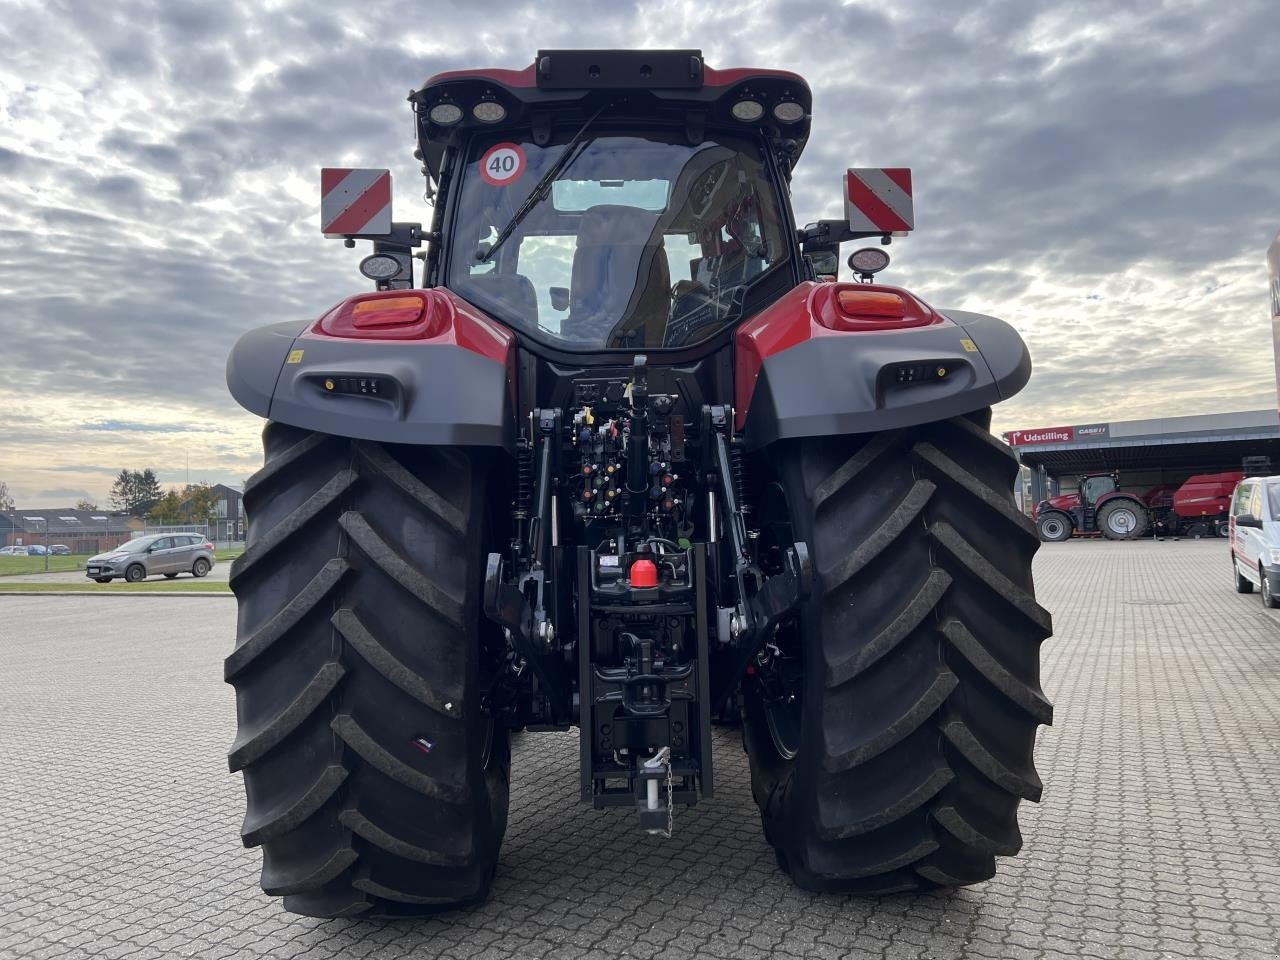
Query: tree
0,480,12,512
136,469,162,515
74,498,98,511
110,470,137,513
181,483,219,523
147,490,184,524
110,469,164,517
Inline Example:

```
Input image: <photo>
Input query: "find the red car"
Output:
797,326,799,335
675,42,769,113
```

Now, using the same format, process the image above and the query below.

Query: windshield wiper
477,104,609,264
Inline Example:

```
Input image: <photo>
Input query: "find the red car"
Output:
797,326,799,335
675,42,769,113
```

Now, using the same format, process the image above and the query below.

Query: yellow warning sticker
959,339,978,353
286,349,305,364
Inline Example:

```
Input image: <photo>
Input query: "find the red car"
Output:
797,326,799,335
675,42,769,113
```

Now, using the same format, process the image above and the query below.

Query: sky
1,0,1278,507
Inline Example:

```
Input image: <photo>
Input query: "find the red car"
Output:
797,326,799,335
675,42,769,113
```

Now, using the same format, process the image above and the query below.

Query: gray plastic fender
226,323,514,450
742,310,1031,450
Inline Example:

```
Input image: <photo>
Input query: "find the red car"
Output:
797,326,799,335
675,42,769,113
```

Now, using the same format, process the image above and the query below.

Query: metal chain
663,756,674,839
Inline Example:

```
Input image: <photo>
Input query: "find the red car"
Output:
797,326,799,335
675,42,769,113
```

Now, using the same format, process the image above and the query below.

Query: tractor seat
564,204,670,345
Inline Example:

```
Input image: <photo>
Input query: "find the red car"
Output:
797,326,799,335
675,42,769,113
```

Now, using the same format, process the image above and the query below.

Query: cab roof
409,49,812,181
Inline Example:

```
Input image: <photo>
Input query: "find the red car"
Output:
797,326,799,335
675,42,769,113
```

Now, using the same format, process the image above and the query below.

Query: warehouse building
0,510,136,554
1005,409,1280,505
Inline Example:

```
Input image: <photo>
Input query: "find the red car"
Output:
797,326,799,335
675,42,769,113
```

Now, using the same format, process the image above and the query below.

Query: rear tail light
836,289,906,318
316,291,448,340
815,283,940,332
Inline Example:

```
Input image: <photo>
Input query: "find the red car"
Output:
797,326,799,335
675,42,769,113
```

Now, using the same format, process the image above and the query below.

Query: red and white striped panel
321,168,392,236
845,168,913,233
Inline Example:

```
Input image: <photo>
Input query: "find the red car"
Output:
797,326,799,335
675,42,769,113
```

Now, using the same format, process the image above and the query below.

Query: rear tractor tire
1098,499,1148,540
225,422,509,918
743,410,1053,894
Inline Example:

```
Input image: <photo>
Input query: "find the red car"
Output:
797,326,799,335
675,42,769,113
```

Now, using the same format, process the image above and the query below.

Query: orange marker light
351,296,425,328
836,289,906,318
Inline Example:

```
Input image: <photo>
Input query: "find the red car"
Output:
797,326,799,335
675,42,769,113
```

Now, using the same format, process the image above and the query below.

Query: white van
1230,475,1280,607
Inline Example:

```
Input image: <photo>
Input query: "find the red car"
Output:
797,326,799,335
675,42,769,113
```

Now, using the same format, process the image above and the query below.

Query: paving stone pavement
1,538,1278,959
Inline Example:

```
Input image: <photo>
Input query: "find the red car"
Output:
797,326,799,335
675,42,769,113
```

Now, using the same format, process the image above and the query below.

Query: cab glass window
1232,483,1254,517
446,129,791,350
1081,475,1115,504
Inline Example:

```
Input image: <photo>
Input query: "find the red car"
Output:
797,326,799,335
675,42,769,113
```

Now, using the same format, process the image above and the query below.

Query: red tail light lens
316,291,447,340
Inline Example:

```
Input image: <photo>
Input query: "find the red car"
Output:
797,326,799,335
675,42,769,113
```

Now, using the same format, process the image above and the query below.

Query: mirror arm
800,220,890,248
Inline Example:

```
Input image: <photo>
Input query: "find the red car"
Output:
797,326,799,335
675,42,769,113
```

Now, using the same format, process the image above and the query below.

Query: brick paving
1,538,1278,959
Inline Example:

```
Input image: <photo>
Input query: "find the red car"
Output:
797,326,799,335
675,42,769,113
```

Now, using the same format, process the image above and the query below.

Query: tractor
224,49,1052,917
1036,471,1245,542
1034,473,1150,541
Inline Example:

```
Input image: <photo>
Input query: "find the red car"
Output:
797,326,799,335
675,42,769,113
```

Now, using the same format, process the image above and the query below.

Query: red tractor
223,49,1052,917
1035,471,1244,541
1034,473,1149,541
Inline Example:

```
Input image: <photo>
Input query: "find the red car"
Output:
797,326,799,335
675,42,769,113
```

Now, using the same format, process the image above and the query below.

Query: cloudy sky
1,0,1277,507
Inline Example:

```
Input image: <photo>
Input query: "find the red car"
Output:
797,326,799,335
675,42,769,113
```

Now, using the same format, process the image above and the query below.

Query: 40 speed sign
480,143,527,186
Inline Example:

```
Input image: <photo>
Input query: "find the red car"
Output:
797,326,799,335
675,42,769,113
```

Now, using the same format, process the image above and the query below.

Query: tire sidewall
1038,514,1070,542
739,443,835,876
126,564,145,583
193,558,210,577
1100,499,1146,539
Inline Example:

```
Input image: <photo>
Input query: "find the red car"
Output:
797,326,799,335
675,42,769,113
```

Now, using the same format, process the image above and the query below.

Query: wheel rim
1108,508,1137,534
1042,518,1063,539
753,479,804,761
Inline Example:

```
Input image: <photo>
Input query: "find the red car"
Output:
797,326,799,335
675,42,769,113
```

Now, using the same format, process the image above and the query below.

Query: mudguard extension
226,320,514,449
740,306,1031,451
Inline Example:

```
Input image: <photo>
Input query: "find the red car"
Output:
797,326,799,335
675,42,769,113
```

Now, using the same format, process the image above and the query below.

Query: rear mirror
550,286,570,311
804,249,838,280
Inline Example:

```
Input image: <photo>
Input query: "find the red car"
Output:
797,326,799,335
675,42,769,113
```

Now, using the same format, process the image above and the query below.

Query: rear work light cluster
812,283,943,333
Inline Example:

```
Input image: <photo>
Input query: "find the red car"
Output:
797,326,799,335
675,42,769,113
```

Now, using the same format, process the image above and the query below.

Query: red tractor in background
1035,471,1244,541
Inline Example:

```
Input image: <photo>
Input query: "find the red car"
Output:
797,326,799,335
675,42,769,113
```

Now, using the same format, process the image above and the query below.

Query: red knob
629,558,658,588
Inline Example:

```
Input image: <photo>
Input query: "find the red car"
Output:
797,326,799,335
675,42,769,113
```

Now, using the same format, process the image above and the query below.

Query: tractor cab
1079,473,1119,508
411,50,814,352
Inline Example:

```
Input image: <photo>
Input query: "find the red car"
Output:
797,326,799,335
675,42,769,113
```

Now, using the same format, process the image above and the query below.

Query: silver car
86,534,215,583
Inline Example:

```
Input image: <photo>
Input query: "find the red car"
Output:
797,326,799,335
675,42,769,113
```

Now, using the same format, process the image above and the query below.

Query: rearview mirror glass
804,250,838,279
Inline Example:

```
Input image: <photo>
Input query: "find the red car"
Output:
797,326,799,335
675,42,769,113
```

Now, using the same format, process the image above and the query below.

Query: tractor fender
226,291,516,450
1094,491,1147,512
736,283,1032,450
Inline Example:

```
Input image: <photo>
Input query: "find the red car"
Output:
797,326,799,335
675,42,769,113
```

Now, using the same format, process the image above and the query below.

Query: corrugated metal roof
1,509,135,533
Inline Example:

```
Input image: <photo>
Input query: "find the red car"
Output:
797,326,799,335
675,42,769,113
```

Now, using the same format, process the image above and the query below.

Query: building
0,509,135,554
1006,409,1280,505
181,482,245,542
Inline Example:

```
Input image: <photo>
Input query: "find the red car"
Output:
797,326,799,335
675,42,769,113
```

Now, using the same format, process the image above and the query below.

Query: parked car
25,545,47,556
85,534,216,583
1230,475,1280,608
48,544,71,556
0,545,26,555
